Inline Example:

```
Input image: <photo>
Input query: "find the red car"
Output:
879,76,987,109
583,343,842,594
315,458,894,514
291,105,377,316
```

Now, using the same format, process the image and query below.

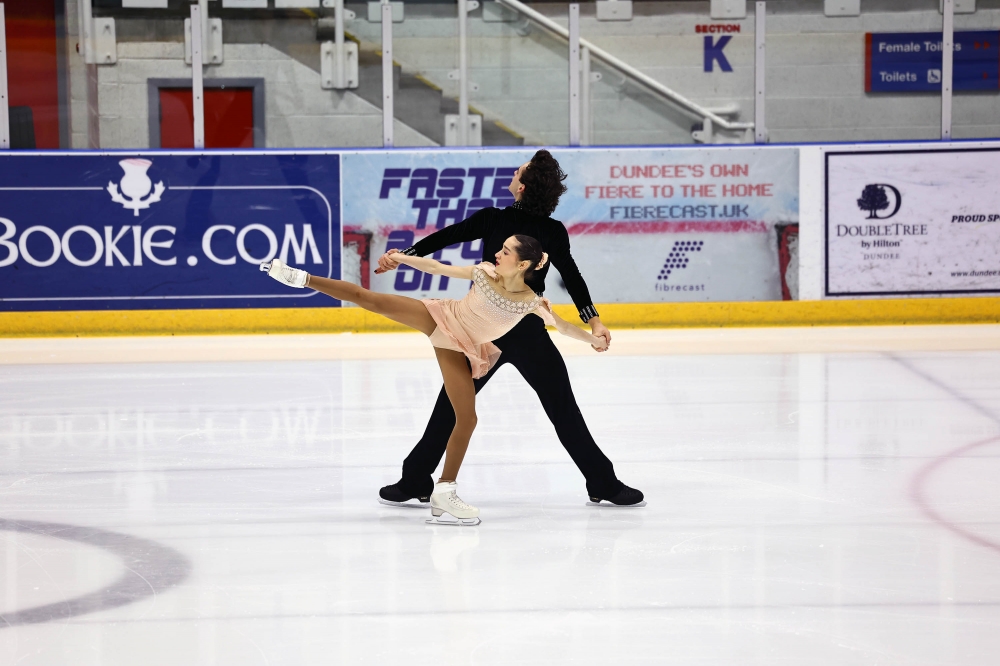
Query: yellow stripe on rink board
1,297,1000,337
0,307,408,337
591,297,1000,329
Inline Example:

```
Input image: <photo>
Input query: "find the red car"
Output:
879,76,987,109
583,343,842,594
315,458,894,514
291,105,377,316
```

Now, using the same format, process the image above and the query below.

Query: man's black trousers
399,314,625,499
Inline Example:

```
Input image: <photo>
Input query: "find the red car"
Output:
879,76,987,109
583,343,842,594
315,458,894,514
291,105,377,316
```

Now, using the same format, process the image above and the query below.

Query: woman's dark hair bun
512,234,547,282
518,150,568,218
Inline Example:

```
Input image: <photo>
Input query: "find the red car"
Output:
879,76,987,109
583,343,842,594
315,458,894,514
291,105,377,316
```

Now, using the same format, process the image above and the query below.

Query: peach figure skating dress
422,262,556,379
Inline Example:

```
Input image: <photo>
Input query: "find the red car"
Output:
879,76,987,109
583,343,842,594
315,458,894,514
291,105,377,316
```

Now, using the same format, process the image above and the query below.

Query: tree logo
856,183,902,219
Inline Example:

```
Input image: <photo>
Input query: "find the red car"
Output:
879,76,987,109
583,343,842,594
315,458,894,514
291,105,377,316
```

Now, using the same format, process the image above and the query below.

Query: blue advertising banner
866,31,1000,92
0,152,341,311
341,147,798,304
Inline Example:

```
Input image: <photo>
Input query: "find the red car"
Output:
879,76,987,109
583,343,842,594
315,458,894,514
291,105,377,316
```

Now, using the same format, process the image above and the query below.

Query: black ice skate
378,482,430,508
587,485,646,507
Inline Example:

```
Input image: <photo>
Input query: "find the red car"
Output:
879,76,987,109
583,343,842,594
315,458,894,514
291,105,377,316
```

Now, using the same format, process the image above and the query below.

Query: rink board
2,142,1000,335
0,152,343,312
341,147,798,304
826,147,1000,297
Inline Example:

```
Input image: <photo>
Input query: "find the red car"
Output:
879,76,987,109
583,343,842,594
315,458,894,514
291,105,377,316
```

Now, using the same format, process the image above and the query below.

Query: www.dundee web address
951,269,1000,277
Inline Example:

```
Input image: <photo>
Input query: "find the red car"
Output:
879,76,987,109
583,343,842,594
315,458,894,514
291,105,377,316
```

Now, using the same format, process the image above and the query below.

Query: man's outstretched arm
376,208,497,273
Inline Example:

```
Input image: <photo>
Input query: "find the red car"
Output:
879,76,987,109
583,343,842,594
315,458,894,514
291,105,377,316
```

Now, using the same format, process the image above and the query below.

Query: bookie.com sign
0,153,341,311
825,148,1000,296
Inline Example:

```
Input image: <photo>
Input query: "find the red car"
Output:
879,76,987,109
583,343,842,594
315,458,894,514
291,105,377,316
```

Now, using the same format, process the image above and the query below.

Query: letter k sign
704,35,733,72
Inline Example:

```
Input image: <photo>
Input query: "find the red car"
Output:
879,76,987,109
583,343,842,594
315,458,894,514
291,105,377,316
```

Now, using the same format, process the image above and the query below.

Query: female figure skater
261,234,607,525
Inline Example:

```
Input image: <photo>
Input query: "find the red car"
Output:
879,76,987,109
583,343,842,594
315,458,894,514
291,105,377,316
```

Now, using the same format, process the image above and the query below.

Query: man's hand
591,334,609,352
589,317,611,353
375,248,402,275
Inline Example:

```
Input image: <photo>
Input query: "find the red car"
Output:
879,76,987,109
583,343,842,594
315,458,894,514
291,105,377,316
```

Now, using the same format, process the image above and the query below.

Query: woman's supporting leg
434,347,477,482
309,274,478,481
308,275,437,336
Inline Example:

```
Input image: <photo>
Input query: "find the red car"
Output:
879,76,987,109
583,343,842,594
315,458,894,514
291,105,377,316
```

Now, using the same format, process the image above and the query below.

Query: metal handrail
495,0,754,132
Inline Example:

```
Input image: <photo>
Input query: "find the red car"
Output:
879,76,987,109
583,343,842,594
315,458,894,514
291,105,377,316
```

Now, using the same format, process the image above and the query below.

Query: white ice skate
426,481,481,526
260,258,308,288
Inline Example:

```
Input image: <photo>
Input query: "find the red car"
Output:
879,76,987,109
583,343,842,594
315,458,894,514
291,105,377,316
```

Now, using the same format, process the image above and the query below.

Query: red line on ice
910,436,1000,555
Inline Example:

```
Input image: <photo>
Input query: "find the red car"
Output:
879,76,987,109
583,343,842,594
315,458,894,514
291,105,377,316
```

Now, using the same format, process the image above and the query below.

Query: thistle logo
856,183,902,220
657,240,703,281
107,158,165,216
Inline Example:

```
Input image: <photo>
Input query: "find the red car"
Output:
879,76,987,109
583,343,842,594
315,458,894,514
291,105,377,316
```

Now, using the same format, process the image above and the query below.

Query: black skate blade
378,498,429,509
586,500,647,508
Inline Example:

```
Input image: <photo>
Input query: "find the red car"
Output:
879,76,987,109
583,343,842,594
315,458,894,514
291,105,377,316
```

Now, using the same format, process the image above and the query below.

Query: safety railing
496,0,756,144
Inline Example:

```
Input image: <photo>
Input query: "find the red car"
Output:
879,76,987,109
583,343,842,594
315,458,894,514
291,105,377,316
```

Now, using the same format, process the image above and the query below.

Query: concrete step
354,48,522,147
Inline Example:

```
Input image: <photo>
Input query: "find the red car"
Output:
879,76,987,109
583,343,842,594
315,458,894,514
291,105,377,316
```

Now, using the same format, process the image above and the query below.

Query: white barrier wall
1,142,997,315
799,139,1000,301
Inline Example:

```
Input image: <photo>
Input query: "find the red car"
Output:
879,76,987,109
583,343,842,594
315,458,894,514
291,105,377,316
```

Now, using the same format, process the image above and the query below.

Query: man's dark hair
519,150,568,218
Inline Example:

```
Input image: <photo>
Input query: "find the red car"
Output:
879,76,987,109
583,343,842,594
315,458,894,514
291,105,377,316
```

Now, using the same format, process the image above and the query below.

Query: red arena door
159,87,254,148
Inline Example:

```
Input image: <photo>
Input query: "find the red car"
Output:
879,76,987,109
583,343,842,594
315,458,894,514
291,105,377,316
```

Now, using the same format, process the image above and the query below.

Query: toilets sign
0,152,341,311
866,31,1000,92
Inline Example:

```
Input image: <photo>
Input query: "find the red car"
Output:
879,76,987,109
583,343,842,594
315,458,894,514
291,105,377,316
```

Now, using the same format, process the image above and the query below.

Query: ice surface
2,342,1000,664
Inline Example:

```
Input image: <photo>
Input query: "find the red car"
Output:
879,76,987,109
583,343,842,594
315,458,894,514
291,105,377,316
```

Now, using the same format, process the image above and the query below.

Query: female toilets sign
0,152,341,311
866,31,1000,92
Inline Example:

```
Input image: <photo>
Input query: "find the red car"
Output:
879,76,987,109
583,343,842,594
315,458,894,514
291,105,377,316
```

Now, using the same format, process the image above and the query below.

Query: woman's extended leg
307,275,437,336
435,347,477,482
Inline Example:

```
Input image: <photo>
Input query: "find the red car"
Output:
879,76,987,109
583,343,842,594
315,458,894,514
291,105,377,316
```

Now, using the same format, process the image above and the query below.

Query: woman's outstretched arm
536,306,608,351
390,250,476,280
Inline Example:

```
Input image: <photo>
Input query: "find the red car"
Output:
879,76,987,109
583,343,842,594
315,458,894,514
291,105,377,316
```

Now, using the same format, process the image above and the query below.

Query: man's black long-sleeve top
402,204,599,323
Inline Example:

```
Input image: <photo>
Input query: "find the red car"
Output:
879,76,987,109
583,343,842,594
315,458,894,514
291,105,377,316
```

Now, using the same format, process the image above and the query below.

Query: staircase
322,31,524,147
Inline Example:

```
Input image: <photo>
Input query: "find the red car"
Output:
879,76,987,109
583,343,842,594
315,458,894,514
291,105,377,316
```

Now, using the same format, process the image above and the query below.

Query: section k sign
0,152,341,311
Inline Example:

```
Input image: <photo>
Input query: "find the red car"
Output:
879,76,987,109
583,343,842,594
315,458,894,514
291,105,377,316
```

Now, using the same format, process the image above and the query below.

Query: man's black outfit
386,202,631,502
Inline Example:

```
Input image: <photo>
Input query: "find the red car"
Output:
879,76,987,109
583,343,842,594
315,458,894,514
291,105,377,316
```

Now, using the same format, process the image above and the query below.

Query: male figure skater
375,150,645,507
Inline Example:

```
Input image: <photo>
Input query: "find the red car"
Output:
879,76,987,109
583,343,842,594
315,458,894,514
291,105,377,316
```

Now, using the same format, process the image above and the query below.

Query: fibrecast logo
0,158,323,270
657,240,703,282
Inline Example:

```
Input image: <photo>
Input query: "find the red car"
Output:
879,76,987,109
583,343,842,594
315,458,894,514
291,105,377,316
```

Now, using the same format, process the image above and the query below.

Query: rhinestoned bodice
421,262,554,379
470,264,541,329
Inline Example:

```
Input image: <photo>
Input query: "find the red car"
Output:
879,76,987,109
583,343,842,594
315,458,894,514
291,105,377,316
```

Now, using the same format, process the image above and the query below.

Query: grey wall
65,3,435,149
344,0,1000,146
66,0,1000,148
95,41,435,149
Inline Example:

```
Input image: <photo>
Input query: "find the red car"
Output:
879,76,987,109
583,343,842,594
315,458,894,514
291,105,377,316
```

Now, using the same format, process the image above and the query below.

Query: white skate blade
586,500,647,508
378,498,429,509
426,515,481,526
